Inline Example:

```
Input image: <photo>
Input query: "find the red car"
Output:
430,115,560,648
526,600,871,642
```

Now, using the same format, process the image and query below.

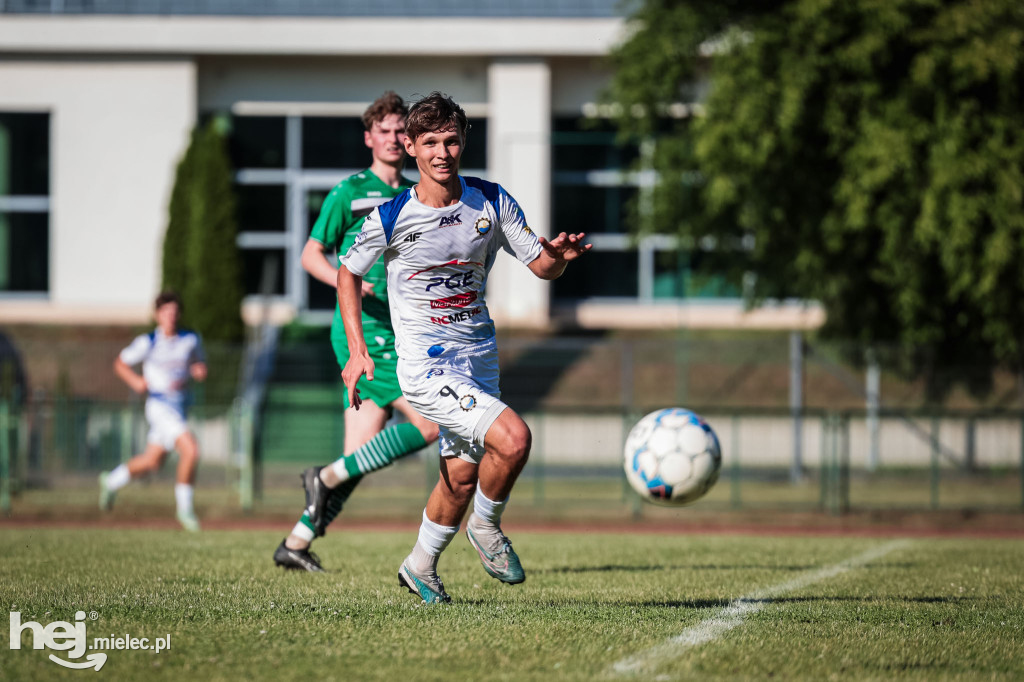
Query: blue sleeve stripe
377,190,412,244
463,176,501,215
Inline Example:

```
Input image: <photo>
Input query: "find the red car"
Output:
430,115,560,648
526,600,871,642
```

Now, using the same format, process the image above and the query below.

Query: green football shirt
309,169,413,341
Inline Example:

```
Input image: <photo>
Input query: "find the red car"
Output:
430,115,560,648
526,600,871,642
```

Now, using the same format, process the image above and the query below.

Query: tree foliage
162,120,244,343
608,0,1024,395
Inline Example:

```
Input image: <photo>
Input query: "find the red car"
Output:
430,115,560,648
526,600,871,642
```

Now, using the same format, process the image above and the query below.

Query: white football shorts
145,397,188,451
397,346,507,464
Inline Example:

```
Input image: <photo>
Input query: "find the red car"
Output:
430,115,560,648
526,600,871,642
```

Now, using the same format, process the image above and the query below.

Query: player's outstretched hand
341,352,375,410
538,232,592,263
190,362,208,382
361,281,377,298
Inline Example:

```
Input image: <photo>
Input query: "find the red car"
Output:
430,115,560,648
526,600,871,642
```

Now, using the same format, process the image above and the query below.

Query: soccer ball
623,407,722,506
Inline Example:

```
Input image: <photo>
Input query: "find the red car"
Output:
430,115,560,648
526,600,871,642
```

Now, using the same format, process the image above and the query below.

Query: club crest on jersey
475,218,492,235
523,226,534,236
438,213,462,228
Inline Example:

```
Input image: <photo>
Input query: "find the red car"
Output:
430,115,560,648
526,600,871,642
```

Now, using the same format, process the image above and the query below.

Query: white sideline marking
610,540,910,677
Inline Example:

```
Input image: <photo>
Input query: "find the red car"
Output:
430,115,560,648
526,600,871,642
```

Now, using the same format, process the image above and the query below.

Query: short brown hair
362,91,408,131
405,92,469,143
154,290,182,310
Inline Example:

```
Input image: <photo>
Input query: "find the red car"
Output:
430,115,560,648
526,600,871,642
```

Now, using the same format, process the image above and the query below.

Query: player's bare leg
128,443,169,477
99,443,167,511
173,432,201,531
399,456,476,603
466,408,530,584
401,408,530,601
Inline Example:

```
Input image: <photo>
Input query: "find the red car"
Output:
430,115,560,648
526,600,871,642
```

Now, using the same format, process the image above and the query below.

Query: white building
0,1,822,330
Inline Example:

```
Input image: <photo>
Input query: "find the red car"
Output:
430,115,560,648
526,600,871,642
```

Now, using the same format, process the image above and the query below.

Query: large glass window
240,248,286,296
236,184,287,232
0,113,49,294
227,112,488,310
302,118,365,170
305,188,337,312
550,115,743,303
228,116,286,169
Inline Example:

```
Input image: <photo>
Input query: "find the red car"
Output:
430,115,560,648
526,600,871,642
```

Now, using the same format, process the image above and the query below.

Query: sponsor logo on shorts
430,307,482,326
438,213,462,228
426,369,445,378
430,291,478,310
439,385,477,412
475,217,491,235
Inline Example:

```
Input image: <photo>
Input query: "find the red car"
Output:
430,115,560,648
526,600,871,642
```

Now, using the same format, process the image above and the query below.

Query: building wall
0,58,196,322
0,15,822,330
197,56,490,114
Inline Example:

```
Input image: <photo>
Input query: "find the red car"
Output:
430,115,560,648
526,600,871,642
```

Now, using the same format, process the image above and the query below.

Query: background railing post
930,416,940,510
730,413,741,509
1,400,10,513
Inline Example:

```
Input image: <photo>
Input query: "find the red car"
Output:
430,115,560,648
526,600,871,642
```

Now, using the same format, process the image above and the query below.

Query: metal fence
1,330,1023,516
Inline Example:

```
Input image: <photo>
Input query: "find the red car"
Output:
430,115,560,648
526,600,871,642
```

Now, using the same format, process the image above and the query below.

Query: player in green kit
274,92,439,572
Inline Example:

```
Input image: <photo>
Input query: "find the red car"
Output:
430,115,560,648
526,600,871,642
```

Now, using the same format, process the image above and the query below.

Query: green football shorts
331,329,403,410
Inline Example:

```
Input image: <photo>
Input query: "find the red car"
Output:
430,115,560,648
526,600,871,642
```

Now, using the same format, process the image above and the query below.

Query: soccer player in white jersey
98,291,207,531
339,92,591,603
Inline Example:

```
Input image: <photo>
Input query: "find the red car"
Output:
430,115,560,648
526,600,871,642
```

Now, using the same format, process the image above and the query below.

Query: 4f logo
438,213,462,228
403,232,421,243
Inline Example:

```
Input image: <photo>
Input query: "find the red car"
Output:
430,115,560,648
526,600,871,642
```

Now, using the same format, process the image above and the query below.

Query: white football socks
290,521,315,543
174,483,194,515
409,509,459,572
104,464,131,492
470,487,508,529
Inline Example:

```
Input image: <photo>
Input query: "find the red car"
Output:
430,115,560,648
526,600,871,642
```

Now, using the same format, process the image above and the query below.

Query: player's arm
301,238,339,288
190,362,208,382
188,336,208,383
527,232,592,280
336,208,389,410
302,236,377,298
338,264,374,410
114,357,147,395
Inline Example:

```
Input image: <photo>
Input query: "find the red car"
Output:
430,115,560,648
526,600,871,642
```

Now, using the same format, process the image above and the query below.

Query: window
550,116,743,302
226,112,488,310
0,113,50,294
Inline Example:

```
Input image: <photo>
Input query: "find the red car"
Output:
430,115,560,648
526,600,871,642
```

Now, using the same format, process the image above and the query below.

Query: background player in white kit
339,92,590,603
98,291,207,531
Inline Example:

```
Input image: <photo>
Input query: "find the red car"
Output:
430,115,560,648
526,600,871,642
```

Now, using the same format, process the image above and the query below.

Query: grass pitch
1,528,1022,681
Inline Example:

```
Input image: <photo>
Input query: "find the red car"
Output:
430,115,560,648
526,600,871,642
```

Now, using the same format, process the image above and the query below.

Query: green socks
295,423,429,538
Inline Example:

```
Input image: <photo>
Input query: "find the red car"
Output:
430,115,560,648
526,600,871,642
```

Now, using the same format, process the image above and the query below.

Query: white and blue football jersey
342,175,542,359
119,329,205,414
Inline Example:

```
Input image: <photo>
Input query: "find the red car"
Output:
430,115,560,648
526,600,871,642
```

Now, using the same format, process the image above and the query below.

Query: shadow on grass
541,561,918,574
636,595,977,609
540,564,819,573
